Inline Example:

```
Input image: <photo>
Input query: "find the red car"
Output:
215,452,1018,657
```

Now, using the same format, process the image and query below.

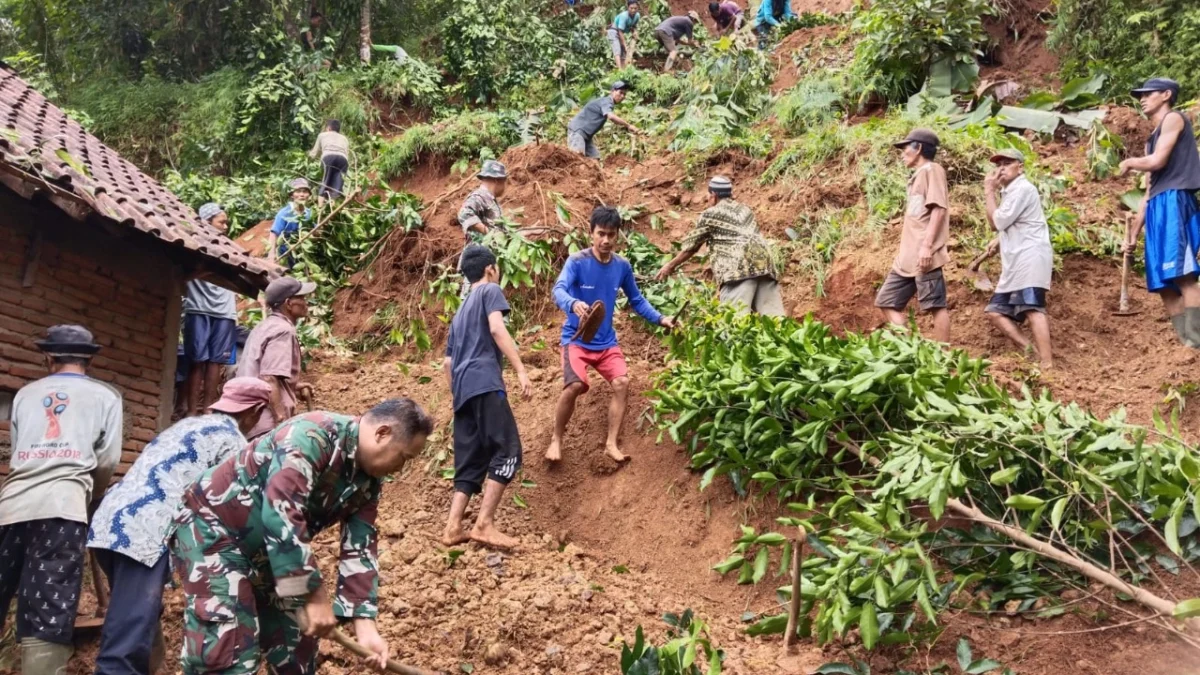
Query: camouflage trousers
170,513,319,675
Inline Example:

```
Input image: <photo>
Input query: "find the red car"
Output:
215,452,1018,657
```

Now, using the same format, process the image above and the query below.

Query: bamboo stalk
782,527,807,653
288,189,361,251
833,437,1194,630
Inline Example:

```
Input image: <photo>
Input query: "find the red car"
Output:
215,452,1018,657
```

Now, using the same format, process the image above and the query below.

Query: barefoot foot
441,524,470,547
470,523,520,550
604,444,630,463
545,438,562,462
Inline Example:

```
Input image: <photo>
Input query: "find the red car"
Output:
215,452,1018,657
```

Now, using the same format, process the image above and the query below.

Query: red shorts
562,345,628,392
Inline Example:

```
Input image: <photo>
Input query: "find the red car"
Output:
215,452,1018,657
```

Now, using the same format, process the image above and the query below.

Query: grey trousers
719,276,785,316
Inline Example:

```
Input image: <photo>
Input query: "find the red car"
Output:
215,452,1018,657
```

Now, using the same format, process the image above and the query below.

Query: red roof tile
0,63,277,294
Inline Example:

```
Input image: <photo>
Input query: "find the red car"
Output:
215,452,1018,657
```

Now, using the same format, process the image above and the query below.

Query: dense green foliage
620,610,723,675
653,310,1200,647
1052,0,1200,98
850,0,995,103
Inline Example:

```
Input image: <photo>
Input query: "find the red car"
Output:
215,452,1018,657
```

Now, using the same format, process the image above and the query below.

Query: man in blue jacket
547,207,675,464
754,0,794,48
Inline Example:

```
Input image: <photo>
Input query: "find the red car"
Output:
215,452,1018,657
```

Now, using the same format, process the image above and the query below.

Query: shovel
298,613,444,675
966,249,995,293
1115,215,1141,316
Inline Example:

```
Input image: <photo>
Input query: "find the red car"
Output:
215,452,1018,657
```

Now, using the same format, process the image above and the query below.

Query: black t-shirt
445,283,511,411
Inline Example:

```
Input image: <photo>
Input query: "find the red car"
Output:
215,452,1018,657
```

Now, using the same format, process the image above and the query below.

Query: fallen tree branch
287,189,361,251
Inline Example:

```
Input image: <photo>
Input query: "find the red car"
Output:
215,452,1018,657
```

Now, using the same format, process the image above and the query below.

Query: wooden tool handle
1119,215,1132,311
328,629,444,675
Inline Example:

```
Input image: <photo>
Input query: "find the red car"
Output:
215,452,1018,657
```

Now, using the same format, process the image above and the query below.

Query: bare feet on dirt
441,524,470,547
470,523,519,550
544,438,562,462
604,443,630,463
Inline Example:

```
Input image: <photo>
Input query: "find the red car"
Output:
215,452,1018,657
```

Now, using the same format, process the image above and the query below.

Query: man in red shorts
547,207,676,464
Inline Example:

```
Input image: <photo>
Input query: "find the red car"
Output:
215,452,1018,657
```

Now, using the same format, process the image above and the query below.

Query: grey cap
1131,77,1180,98
893,128,940,149
198,202,224,223
287,177,311,193
265,276,317,306
36,324,101,356
477,160,508,180
611,80,630,91
990,148,1026,164
687,9,700,22
708,175,733,196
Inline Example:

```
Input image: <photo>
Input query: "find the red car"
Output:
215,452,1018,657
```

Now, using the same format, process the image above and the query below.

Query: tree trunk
359,0,372,64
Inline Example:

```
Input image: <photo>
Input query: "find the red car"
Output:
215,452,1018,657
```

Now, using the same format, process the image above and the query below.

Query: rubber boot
20,638,72,675
1170,313,1193,347
1185,307,1200,348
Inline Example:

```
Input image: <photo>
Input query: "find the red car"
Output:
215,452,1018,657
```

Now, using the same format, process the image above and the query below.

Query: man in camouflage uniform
655,176,785,316
170,400,434,675
456,160,509,299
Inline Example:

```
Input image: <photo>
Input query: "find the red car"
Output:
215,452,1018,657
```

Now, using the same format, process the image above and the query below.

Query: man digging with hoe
547,207,676,464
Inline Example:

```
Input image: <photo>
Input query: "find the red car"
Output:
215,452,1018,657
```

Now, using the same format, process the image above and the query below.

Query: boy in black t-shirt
442,245,532,550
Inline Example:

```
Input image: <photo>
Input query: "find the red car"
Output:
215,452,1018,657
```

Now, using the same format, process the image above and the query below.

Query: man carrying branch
655,176,784,316
1119,77,1200,346
547,207,676,464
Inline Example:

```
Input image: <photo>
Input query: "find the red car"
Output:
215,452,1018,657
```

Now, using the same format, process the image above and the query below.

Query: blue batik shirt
87,414,246,567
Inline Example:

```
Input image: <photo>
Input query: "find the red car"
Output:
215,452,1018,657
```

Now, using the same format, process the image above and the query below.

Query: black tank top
1147,111,1200,199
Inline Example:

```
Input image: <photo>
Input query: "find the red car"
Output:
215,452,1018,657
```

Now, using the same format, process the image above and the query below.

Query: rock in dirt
532,592,554,610
485,552,505,567
596,630,614,645
545,644,563,659
388,598,411,616
484,642,509,665
562,543,585,558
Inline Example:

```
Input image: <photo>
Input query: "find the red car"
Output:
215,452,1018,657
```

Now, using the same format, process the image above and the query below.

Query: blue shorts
1144,189,1200,293
182,314,236,364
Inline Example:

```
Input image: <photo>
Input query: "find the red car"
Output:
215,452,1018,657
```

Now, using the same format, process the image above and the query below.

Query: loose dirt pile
981,0,1061,93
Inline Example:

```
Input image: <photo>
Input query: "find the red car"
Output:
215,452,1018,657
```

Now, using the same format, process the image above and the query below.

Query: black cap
36,325,101,356
893,128,940,149
1131,77,1180,98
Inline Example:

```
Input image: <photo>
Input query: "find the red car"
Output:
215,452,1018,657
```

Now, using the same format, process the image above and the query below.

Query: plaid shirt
681,199,778,287
177,412,382,618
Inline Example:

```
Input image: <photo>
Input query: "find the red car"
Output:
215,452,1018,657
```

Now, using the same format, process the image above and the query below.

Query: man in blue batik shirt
87,378,270,675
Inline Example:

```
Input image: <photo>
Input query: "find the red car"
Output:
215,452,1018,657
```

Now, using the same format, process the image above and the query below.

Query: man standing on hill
309,119,350,205
654,11,700,73
267,178,314,266
978,149,1054,368
655,176,784,316
238,276,316,440
442,245,532,550
171,400,433,675
1119,78,1200,347
710,1,745,36
0,325,123,675
184,203,241,417
567,81,642,160
88,377,271,675
547,207,676,464
458,160,509,241
874,128,951,343
608,1,642,69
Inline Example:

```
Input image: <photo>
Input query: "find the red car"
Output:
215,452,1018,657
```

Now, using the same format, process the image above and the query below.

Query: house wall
0,191,183,476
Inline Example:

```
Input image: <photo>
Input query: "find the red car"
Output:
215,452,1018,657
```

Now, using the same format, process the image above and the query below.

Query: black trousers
320,154,348,199
0,518,87,644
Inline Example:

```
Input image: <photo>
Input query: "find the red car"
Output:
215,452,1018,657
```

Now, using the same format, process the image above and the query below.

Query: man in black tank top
1119,78,1200,347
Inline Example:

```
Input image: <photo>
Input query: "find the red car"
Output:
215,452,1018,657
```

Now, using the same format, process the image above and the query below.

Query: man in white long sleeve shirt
981,149,1054,368
0,324,123,675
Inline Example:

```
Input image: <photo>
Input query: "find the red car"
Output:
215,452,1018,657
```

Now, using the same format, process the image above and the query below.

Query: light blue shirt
87,414,246,567
613,10,640,32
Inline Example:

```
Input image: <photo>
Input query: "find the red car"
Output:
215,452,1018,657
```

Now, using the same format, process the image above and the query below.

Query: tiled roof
0,62,277,295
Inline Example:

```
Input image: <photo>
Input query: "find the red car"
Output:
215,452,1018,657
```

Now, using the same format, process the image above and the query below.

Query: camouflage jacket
177,412,382,618
457,186,505,240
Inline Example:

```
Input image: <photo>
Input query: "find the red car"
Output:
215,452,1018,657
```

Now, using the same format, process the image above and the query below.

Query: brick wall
0,195,182,475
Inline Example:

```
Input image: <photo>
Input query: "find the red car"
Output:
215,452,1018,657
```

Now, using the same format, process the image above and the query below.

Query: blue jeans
93,550,170,675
